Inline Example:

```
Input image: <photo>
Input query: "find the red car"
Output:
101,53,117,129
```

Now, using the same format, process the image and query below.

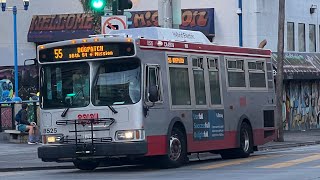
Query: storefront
273,53,320,131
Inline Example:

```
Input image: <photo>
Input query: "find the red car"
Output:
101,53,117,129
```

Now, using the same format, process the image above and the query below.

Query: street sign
101,16,127,34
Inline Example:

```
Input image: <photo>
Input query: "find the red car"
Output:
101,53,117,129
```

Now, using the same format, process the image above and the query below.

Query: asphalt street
1,144,320,180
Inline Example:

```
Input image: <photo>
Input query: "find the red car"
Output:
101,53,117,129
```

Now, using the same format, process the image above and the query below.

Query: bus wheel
73,159,100,170
238,122,253,157
159,127,188,168
220,122,253,159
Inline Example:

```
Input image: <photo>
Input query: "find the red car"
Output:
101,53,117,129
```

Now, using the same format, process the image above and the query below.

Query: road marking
0,172,23,177
258,154,320,168
197,155,276,170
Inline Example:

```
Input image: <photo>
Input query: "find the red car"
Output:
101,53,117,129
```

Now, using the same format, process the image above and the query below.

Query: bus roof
108,27,212,44
109,27,271,58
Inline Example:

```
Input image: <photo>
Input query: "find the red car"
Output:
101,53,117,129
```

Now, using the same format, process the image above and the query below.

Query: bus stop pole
0,105,2,132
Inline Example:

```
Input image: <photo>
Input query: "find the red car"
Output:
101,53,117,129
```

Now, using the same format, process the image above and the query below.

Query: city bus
36,27,276,170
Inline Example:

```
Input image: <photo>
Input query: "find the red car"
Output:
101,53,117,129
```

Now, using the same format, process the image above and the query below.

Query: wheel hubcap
242,130,250,152
169,135,182,161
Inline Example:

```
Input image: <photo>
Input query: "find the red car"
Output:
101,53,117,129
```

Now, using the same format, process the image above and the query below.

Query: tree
276,0,285,142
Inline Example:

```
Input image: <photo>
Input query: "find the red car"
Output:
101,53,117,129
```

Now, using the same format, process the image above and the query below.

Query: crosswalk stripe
258,154,320,168
197,155,276,170
0,172,23,177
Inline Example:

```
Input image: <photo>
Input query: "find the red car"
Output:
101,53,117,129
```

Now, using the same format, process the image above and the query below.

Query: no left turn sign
101,16,127,34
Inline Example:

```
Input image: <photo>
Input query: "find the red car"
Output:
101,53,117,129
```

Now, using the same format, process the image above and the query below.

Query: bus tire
73,159,100,171
220,122,253,159
158,127,188,168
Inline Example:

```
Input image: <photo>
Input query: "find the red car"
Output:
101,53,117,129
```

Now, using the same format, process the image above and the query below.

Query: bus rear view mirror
149,85,159,103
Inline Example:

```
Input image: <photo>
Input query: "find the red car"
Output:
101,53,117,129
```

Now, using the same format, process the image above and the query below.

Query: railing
0,100,39,132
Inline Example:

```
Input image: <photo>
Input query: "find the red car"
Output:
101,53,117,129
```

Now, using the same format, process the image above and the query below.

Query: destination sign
39,42,135,63
167,56,188,65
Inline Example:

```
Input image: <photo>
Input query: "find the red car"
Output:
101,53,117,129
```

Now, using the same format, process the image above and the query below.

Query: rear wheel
158,127,188,168
221,122,253,159
73,159,100,170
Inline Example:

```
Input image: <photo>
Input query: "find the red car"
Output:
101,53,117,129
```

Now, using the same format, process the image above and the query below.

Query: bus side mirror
22,58,37,86
149,85,159,103
24,58,37,66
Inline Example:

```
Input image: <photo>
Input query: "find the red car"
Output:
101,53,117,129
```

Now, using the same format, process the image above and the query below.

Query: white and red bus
36,27,276,170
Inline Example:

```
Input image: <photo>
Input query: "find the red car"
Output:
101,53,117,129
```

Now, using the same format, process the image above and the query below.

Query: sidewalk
258,129,320,150
0,130,319,172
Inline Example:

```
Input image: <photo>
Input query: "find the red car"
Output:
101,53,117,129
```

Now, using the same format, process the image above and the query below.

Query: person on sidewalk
15,104,39,144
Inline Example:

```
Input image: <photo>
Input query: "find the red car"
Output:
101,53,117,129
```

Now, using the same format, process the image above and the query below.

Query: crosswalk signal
90,0,106,12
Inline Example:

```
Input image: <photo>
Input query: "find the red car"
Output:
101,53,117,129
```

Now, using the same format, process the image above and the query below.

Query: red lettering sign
29,14,94,32
130,9,209,28
77,113,99,125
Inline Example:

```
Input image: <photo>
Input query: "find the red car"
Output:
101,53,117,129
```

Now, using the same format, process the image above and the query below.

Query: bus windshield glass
41,62,90,109
93,59,141,106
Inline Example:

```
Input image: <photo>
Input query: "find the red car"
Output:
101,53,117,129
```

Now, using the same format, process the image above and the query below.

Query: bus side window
145,65,162,103
227,59,246,88
208,58,221,104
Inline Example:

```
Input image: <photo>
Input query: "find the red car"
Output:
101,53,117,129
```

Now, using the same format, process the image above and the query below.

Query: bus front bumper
38,141,147,162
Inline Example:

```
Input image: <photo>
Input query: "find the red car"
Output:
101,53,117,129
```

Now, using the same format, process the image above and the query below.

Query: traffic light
90,0,106,12
119,0,132,10
112,0,133,15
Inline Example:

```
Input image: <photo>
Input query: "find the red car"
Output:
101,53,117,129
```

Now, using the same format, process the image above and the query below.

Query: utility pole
158,0,173,28
276,0,285,142
158,0,181,29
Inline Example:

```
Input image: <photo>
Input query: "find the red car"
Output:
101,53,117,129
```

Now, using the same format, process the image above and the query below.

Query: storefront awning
272,53,320,80
28,13,95,43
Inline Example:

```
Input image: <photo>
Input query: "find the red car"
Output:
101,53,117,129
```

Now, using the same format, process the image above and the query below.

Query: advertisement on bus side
193,110,224,141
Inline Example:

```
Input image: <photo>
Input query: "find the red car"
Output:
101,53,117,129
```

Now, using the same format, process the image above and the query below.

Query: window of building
227,59,246,87
192,57,206,105
287,22,295,51
208,58,221,104
248,61,266,88
298,23,306,52
309,24,316,52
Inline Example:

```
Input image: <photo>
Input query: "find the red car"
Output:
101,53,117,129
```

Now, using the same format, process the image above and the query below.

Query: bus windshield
41,62,90,109
93,59,141,106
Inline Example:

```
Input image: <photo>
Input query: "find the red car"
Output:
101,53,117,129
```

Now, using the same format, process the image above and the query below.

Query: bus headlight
115,130,145,141
42,135,62,144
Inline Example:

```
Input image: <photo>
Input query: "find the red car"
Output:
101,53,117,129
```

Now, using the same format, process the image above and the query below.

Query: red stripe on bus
139,39,271,57
146,135,167,156
146,128,276,155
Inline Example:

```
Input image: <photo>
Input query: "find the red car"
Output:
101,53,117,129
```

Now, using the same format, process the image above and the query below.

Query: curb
258,141,320,151
0,165,75,172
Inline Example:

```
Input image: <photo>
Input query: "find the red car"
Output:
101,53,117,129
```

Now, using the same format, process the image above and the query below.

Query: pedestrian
15,103,39,144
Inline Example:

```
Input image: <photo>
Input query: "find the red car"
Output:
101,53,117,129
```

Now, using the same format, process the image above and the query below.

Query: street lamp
1,0,30,102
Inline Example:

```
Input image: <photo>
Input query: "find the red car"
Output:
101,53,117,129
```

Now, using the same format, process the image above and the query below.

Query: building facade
1,0,320,130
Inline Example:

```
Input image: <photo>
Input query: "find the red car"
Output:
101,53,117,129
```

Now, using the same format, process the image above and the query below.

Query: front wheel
157,127,188,168
73,159,100,170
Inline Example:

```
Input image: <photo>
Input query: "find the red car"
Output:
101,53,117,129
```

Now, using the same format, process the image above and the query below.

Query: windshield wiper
107,105,118,114
61,107,69,117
